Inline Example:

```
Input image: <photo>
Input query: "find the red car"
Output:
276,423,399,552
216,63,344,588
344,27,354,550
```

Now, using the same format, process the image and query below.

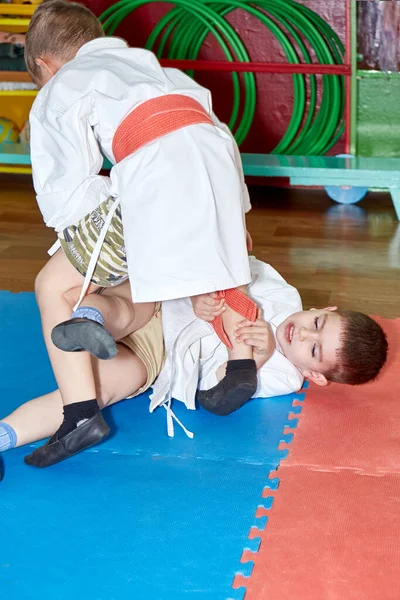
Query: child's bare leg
65,280,155,340
0,344,147,450
28,250,115,467
25,264,156,467
52,280,155,358
197,285,257,416
35,250,98,405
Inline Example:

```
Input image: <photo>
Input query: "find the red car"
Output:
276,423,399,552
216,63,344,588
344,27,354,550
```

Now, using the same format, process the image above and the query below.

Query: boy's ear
302,370,328,387
35,56,58,78
35,57,49,70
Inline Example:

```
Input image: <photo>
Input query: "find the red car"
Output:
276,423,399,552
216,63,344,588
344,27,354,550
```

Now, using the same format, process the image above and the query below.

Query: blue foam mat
0,292,302,599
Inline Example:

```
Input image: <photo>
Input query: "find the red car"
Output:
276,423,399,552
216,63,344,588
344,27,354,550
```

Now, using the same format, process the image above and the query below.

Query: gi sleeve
30,100,112,232
255,360,304,399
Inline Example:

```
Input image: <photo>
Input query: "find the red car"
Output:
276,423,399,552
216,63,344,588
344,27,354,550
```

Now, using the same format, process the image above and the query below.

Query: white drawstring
159,332,195,439
163,399,194,439
73,196,121,311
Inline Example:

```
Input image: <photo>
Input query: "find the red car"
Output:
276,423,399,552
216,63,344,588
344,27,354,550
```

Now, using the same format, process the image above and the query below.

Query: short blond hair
25,0,104,80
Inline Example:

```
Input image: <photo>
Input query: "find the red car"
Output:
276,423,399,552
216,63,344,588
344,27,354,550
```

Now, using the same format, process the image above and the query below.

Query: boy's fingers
234,326,257,337
200,305,226,320
203,297,214,306
241,337,262,349
235,319,255,328
236,317,267,328
235,322,269,334
203,297,219,307
210,298,226,308
243,337,276,353
236,332,268,343
210,300,225,311
207,306,226,319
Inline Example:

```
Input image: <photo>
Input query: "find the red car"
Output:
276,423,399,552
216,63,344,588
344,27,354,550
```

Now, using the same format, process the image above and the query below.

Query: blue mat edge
226,386,308,599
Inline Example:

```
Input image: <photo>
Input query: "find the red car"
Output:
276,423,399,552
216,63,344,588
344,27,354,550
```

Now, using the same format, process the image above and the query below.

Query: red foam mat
243,468,400,600
237,317,400,600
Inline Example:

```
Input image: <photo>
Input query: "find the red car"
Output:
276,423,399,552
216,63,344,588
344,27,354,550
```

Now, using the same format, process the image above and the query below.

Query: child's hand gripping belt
211,288,258,349
198,287,259,416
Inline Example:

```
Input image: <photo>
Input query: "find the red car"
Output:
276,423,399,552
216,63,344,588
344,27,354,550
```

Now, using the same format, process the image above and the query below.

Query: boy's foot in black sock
24,400,110,468
197,359,257,416
51,318,117,360
50,400,100,441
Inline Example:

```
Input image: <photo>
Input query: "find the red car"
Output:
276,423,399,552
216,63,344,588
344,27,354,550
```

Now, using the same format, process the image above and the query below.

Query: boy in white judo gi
154,256,388,421
0,258,388,471
24,0,259,466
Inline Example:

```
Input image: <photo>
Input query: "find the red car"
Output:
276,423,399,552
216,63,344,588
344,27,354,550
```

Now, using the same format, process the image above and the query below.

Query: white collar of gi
76,37,128,58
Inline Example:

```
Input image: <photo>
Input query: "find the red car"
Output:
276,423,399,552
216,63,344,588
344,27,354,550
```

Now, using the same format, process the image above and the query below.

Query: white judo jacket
151,258,304,436
30,37,252,303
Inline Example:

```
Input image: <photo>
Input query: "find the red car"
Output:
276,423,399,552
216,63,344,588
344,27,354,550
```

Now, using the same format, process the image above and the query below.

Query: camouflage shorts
59,197,128,288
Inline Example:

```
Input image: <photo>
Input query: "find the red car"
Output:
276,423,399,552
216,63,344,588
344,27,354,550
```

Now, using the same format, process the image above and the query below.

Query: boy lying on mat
0,258,387,471
25,0,260,465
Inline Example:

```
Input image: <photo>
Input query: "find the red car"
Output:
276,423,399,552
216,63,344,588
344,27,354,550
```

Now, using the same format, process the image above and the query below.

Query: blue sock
0,422,17,452
71,306,104,326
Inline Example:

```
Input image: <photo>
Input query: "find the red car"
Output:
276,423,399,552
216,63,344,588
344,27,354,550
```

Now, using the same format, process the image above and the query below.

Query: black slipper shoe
24,413,110,468
197,360,257,416
51,317,117,360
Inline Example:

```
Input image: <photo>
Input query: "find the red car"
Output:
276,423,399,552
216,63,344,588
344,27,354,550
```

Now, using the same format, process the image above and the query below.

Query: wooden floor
1,175,399,318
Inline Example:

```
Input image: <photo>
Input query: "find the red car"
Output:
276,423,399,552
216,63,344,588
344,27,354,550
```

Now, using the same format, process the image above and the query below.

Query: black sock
197,359,257,416
225,359,257,374
51,400,99,442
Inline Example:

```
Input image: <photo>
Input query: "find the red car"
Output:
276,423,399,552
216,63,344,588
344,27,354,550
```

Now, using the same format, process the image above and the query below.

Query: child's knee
34,254,66,303
35,262,81,309
35,251,85,305
62,286,81,308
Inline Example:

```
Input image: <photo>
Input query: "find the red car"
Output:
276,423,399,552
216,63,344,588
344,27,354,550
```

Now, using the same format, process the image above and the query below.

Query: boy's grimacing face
276,308,343,386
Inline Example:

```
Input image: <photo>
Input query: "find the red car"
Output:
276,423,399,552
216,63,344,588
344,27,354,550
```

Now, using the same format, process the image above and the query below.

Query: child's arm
30,102,112,232
234,312,276,370
212,315,303,396
201,311,275,387
191,296,275,368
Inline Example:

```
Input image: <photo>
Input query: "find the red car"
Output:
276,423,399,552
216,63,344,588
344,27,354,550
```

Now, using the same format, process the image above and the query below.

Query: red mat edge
227,386,309,600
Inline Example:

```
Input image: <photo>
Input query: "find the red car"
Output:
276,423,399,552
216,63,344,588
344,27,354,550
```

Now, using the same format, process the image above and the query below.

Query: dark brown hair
25,0,104,81
324,310,388,385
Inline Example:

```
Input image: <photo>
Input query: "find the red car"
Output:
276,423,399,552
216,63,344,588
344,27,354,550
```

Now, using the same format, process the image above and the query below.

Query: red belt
112,94,214,162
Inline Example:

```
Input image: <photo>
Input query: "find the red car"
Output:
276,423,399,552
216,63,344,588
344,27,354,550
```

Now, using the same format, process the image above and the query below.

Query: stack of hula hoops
100,0,345,154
